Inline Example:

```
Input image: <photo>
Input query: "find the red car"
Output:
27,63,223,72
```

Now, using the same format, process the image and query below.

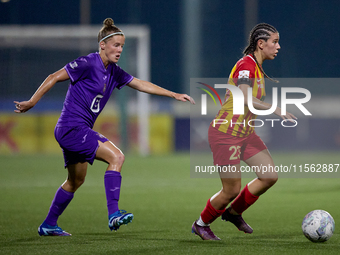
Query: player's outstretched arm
14,68,70,113
127,78,195,104
239,83,297,122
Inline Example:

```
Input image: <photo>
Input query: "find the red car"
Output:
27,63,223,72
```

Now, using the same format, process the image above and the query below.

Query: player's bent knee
110,151,125,166
116,152,125,165
264,176,278,188
77,177,86,187
105,151,125,171
221,188,240,202
65,178,85,192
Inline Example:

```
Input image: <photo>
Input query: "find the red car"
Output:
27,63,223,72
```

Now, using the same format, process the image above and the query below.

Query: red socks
231,184,259,215
200,185,259,224
200,199,226,224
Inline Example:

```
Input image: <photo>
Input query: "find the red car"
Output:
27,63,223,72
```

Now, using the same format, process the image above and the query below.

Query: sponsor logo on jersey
69,61,78,69
238,70,250,79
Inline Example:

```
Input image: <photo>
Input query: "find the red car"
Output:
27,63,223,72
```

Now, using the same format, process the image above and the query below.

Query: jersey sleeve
64,56,90,83
113,64,134,90
232,60,256,87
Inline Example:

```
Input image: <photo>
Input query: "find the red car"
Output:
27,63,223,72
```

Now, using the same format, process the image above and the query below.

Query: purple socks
104,171,122,216
43,170,121,225
45,186,74,226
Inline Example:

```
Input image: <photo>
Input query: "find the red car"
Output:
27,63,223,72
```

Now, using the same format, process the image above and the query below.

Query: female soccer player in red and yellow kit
192,23,296,240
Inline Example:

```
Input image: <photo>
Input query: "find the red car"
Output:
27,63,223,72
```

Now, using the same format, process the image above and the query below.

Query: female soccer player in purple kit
14,18,195,236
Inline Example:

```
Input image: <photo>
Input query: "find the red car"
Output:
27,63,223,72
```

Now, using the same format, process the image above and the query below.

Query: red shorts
208,125,267,166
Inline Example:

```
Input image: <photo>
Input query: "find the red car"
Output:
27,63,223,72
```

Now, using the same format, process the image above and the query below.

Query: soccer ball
302,210,335,242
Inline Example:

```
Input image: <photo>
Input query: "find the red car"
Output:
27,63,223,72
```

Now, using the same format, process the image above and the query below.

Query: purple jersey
56,52,133,128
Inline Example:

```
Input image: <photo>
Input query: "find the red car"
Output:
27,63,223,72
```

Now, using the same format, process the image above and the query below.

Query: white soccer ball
302,210,335,242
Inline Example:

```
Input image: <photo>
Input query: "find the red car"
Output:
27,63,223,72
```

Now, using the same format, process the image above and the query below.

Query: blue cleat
108,210,134,231
38,221,71,236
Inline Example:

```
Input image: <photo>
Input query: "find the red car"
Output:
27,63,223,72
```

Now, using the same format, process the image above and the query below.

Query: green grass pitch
0,152,339,255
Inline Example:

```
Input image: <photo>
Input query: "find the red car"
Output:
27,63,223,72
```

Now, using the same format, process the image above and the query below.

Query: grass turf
0,152,339,254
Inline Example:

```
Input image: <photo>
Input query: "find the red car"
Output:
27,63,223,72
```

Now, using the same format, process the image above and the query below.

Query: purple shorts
54,126,109,167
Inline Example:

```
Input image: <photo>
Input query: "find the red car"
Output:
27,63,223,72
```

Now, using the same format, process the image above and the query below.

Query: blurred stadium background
0,0,340,156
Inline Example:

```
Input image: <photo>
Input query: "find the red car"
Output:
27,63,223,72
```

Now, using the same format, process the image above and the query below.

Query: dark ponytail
244,23,279,82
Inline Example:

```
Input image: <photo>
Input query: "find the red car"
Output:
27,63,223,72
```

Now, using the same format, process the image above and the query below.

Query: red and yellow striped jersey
212,55,265,137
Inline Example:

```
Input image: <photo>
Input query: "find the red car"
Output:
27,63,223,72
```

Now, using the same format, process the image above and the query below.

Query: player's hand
14,100,34,113
172,93,196,104
274,107,297,123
